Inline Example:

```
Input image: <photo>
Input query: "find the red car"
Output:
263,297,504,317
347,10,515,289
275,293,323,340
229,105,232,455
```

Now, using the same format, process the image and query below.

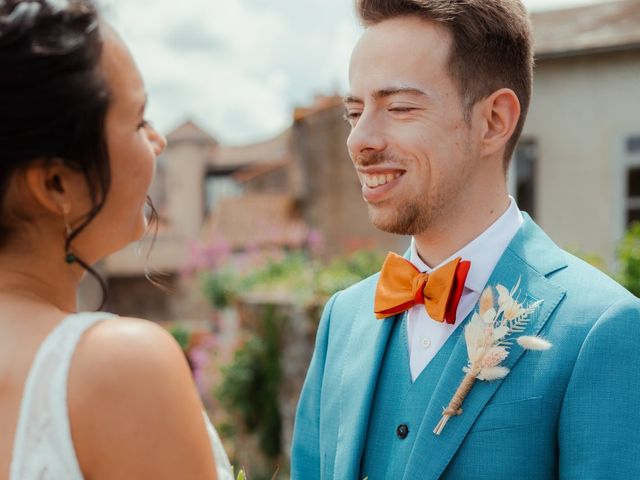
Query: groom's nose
347,111,388,160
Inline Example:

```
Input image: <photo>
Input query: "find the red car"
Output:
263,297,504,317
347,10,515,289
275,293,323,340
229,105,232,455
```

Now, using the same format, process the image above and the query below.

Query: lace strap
10,312,117,480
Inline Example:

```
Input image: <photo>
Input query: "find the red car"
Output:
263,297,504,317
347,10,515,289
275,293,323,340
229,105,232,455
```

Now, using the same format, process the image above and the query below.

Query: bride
0,1,233,478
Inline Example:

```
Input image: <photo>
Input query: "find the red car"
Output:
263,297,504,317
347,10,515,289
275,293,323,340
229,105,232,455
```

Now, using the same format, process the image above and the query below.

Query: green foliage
201,249,386,308
202,268,240,309
217,306,282,459
168,326,190,351
233,467,284,480
617,222,640,297
568,223,640,298
565,243,607,272
316,250,386,296
242,252,314,300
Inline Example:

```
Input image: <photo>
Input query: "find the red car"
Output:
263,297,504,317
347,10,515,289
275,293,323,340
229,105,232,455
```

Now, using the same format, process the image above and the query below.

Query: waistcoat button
396,423,409,439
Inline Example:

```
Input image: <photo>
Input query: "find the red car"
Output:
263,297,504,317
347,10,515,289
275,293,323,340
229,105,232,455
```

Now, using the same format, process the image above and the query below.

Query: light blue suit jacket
291,216,640,479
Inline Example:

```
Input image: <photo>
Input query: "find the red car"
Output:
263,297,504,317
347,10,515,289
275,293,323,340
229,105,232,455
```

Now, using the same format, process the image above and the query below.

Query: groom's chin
368,204,424,236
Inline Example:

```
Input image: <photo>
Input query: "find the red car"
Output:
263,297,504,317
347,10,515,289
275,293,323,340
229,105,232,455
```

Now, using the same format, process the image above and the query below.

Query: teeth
362,172,402,188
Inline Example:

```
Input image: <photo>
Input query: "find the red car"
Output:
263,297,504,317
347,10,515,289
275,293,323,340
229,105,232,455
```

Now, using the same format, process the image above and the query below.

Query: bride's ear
23,159,88,219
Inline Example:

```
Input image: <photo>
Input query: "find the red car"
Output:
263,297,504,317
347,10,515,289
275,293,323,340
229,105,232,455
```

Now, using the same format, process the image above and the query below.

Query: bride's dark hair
0,0,115,308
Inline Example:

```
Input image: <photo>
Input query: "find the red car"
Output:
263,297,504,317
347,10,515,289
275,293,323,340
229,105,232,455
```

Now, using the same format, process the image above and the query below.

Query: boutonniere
433,281,551,435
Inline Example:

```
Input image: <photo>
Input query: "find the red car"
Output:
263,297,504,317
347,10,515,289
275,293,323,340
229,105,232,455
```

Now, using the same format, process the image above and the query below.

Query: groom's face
345,16,482,236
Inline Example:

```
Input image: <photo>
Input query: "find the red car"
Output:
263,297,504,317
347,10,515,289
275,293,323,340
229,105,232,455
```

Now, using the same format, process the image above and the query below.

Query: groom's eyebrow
343,87,431,105
343,94,363,105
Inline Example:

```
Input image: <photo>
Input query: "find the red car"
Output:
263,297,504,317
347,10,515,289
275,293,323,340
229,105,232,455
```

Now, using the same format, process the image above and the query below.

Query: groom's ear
478,88,520,161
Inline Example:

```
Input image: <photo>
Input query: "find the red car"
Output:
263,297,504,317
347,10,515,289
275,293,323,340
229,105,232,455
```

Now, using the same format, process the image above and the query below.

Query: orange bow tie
374,252,471,324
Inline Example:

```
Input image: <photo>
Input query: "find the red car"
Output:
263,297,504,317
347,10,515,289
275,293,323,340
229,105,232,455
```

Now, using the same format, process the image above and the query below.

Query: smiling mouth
359,171,404,188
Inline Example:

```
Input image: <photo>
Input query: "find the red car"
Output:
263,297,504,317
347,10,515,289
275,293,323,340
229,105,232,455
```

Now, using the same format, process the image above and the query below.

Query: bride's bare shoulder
75,316,185,368
67,316,217,478
69,316,191,390
68,315,196,409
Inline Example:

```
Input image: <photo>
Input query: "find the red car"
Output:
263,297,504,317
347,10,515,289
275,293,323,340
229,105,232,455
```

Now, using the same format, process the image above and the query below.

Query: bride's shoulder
67,316,217,477
69,315,191,394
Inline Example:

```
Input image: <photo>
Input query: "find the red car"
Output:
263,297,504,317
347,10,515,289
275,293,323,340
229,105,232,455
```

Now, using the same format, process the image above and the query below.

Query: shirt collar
410,196,524,293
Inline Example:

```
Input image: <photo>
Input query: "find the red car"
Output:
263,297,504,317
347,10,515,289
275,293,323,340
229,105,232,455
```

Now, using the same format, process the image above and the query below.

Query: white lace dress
9,312,234,480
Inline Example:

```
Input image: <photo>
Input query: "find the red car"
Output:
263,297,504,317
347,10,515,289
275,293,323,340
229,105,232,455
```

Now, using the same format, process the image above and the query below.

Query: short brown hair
356,0,533,166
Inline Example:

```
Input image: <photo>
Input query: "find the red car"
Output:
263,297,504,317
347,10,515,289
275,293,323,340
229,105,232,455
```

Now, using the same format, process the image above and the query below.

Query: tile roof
166,120,218,146
532,0,640,59
203,193,308,250
212,130,291,168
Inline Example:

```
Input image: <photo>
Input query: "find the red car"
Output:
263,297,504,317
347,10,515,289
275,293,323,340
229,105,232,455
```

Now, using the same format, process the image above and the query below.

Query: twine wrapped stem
433,370,478,435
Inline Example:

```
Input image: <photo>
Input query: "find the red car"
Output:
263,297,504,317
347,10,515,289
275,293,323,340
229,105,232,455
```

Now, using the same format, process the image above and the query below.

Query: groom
291,0,640,479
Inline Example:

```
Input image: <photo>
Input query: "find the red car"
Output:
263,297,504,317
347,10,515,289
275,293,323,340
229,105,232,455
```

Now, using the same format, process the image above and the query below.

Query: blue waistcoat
360,316,461,479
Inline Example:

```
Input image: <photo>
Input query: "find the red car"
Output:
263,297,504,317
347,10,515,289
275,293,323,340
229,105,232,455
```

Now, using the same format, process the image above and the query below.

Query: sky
102,0,621,145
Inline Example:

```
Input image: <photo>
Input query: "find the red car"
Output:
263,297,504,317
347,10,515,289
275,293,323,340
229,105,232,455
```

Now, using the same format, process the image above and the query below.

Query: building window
513,140,537,219
204,173,243,214
627,135,640,154
625,135,640,226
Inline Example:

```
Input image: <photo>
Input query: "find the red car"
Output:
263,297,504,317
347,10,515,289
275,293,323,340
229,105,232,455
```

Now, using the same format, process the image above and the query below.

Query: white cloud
101,0,619,144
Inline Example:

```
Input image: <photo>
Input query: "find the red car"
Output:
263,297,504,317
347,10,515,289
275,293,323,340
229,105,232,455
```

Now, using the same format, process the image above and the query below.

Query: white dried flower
517,336,552,351
495,284,511,308
492,325,509,342
478,366,510,381
482,307,497,324
479,287,494,316
434,281,546,436
504,302,528,321
464,313,485,361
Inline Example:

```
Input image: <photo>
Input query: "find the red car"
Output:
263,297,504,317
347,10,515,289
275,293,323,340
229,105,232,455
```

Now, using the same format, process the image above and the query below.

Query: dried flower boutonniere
433,281,551,435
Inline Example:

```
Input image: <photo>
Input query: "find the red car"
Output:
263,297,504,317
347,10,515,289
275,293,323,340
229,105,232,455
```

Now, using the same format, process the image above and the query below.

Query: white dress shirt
406,197,524,382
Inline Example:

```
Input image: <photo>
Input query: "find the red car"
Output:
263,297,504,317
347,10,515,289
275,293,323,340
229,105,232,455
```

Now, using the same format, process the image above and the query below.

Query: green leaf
617,222,640,297
168,326,190,350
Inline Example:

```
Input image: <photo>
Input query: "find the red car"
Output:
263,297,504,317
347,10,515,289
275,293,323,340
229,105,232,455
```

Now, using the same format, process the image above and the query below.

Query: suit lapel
333,281,396,479
403,216,568,480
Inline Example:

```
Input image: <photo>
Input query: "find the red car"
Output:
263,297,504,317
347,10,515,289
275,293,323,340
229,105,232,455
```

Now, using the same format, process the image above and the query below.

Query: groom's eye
388,107,416,113
343,111,362,124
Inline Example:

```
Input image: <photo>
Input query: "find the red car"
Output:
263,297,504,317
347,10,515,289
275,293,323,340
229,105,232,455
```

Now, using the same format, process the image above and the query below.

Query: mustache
353,150,406,168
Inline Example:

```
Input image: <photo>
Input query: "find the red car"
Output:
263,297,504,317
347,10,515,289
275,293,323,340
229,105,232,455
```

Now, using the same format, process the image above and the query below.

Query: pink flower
307,229,326,255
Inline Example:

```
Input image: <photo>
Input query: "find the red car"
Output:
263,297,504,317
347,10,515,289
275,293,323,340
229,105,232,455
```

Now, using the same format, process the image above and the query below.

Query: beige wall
521,50,640,264
243,165,291,194
163,143,207,238
102,234,187,275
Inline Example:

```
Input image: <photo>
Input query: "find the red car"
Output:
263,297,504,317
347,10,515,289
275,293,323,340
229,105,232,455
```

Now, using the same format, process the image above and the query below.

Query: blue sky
103,0,620,145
